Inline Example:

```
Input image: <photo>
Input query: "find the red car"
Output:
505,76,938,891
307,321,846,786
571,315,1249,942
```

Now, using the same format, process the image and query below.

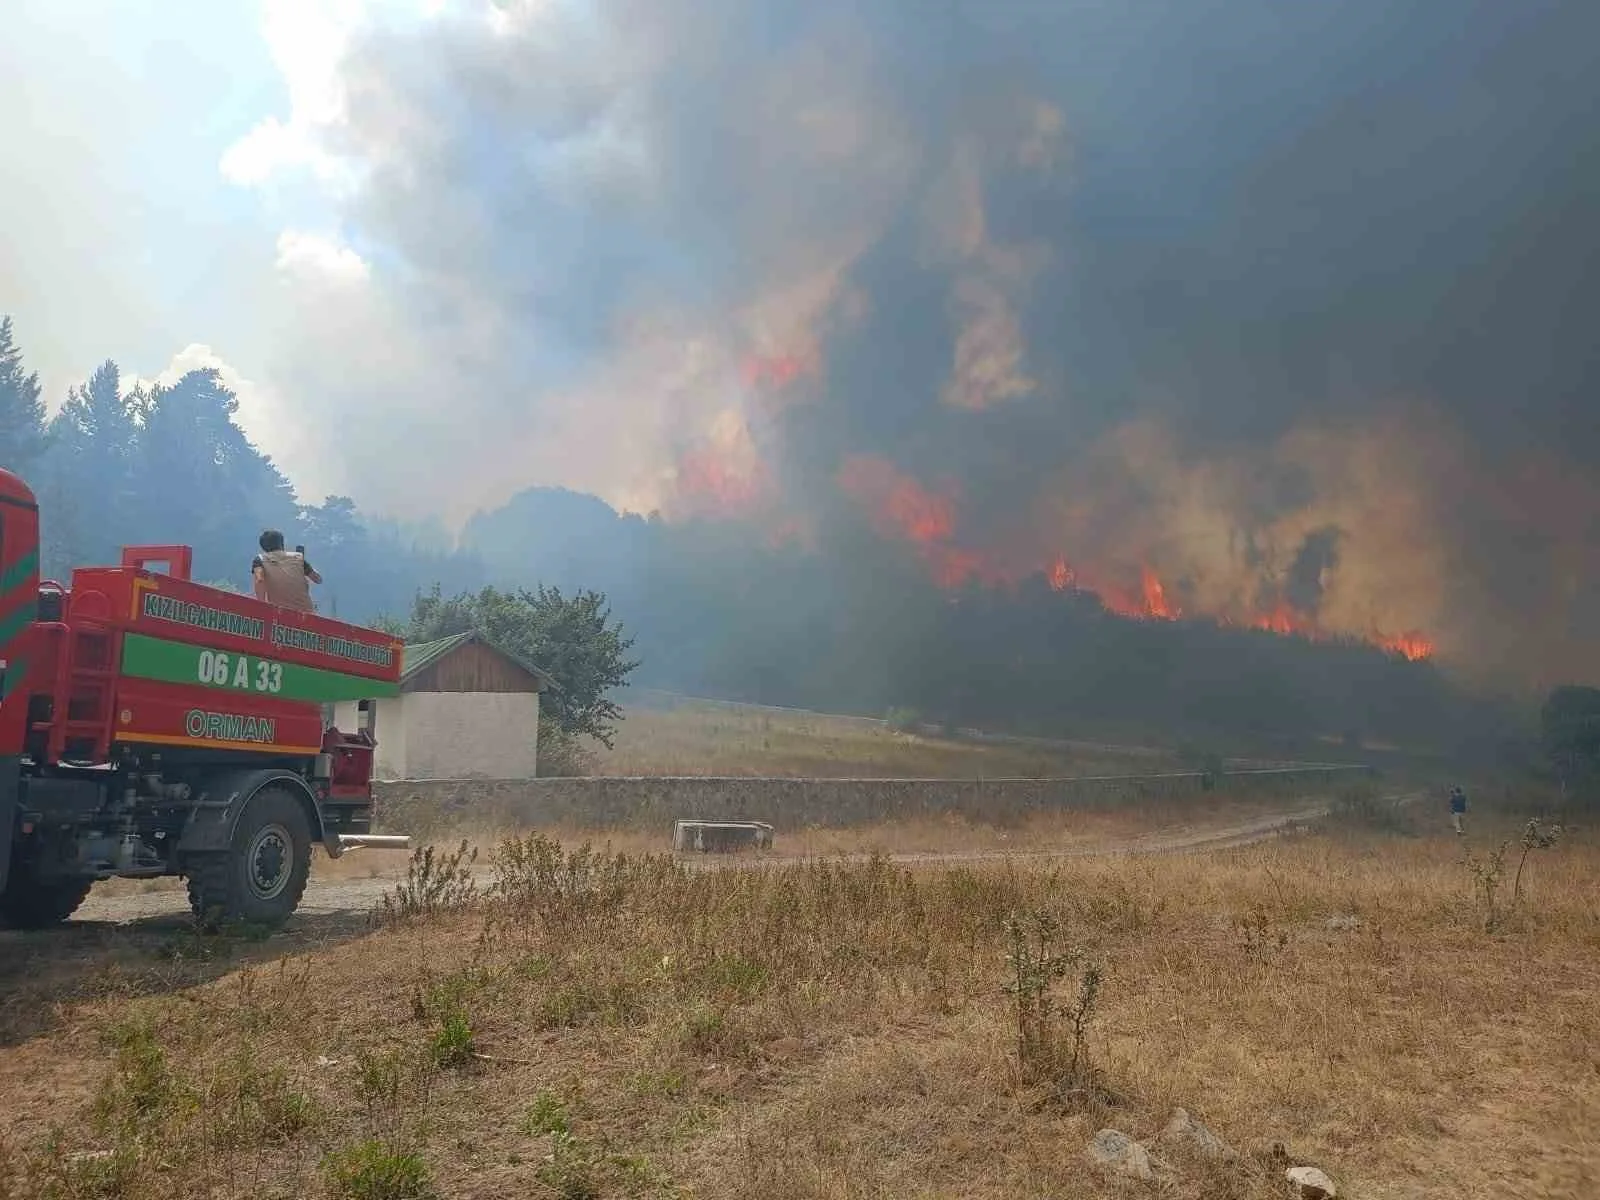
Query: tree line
1,316,486,616
1,317,640,756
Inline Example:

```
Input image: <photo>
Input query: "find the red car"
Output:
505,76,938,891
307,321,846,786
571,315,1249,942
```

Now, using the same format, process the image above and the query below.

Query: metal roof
399,632,559,691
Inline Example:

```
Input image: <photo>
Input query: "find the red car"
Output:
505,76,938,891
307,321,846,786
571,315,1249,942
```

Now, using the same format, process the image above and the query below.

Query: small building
333,632,556,780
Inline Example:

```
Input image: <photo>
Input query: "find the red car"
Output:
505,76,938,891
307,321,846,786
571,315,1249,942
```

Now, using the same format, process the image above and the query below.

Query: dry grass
2,807,1596,1199
596,696,1182,778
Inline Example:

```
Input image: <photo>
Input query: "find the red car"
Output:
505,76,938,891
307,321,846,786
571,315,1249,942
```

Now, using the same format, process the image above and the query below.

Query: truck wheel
186,786,312,931
0,876,95,929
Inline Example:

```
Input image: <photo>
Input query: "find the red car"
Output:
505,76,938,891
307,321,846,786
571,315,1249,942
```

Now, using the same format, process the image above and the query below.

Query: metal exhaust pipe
337,834,411,851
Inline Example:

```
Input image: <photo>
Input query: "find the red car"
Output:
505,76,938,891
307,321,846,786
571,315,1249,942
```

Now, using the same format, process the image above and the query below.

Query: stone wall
372,766,1374,838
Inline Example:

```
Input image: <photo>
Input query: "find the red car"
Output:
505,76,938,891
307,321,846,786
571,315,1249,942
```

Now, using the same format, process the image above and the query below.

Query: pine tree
134,368,298,581
0,315,48,469
37,360,140,569
55,360,136,453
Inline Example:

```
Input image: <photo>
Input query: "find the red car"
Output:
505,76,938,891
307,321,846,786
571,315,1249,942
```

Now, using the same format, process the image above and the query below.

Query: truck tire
186,786,312,931
0,875,95,929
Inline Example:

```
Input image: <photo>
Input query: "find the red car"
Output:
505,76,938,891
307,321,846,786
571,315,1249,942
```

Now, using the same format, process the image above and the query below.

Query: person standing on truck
252,529,321,612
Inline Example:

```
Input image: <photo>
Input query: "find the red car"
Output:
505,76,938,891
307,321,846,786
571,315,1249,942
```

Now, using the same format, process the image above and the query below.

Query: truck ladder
38,620,118,764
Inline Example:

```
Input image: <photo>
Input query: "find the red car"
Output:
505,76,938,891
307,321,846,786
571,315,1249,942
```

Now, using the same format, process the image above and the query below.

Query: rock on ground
1287,1165,1338,1198
1158,1107,1238,1162
1085,1129,1170,1181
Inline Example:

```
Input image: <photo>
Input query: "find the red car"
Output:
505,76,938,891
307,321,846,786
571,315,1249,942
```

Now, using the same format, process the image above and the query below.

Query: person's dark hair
259,529,286,553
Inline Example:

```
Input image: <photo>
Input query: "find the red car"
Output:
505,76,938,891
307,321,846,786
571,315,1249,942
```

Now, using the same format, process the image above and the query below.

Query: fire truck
0,466,407,930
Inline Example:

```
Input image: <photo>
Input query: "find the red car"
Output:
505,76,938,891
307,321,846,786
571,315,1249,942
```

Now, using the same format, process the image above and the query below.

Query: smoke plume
240,0,1600,687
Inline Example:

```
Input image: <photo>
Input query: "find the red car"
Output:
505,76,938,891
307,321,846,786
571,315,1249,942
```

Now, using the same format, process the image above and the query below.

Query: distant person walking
1448,785,1467,835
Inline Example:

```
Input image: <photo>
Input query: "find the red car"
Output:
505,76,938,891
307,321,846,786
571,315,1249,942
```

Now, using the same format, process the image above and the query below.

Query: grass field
594,692,1187,778
2,804,1593,1199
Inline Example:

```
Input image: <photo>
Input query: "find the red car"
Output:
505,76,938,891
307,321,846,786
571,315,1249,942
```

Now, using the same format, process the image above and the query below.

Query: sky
5,0,1600,685
2,0,425,503
5,0,770,521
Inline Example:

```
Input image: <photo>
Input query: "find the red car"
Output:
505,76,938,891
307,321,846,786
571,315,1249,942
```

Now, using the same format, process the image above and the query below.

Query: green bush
324,1140,434,1200
884,706,922,733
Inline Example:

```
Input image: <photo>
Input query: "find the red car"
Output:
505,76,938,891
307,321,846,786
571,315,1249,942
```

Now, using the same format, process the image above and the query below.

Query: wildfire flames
1070,563,1180,622
834,454,1435,660
676,446,766,516
835,455,995,587
1375,630,1434,662
676,381,1436,662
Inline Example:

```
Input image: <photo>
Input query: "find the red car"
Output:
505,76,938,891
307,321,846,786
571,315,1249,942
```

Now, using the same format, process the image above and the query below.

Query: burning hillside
673,408,1439,662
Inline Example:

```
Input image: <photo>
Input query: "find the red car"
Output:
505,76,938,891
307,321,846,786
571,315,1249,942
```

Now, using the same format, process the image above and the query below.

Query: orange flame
1249,599,1315,637
675,447,766,517
1061,562,1179,621
1092,580,1142,619
1239,598,1434,662
833,458,1433,659
1141,564,1177,620
1047,557,1073,591
837,455,1021,588
836,455,955,545
1377,629,1434,661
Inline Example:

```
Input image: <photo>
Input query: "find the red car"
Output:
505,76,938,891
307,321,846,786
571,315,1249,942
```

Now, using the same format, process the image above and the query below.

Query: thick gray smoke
270,0,1600,687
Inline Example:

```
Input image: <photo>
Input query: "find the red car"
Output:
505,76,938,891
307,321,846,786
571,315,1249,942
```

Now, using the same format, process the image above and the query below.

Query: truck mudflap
174,768,326,856
173,770,410,860
0,755,17,896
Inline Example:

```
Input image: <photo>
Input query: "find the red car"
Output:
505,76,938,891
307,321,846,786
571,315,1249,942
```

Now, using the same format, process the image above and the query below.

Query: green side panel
0,603,33,650
0,656,24,702
121,632,401,703
0,548,39,594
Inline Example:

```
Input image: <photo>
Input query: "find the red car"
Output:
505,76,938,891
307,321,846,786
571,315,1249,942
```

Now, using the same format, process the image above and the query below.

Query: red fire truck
0,466,407,930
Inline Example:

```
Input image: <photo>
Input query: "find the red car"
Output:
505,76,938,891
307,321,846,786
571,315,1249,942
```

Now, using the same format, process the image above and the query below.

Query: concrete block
673,819,775,853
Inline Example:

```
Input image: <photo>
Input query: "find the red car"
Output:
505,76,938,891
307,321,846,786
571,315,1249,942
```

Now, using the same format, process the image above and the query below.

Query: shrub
324,1140,434,1200
535,1131,599,1200
537,717,599,778
884,706,922,733
428,1010,476,1069
523,1090,572,1136
1325,784,1413,835
1002,910,1104,1094
381,841,479,923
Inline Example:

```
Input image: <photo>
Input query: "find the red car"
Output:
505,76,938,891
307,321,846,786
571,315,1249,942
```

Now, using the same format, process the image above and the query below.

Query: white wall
401,691,540,780
335,691,540,779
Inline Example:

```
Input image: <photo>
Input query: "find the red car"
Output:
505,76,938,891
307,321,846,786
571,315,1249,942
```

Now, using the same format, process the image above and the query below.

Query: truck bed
70,566,403,689
34,566,402,763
